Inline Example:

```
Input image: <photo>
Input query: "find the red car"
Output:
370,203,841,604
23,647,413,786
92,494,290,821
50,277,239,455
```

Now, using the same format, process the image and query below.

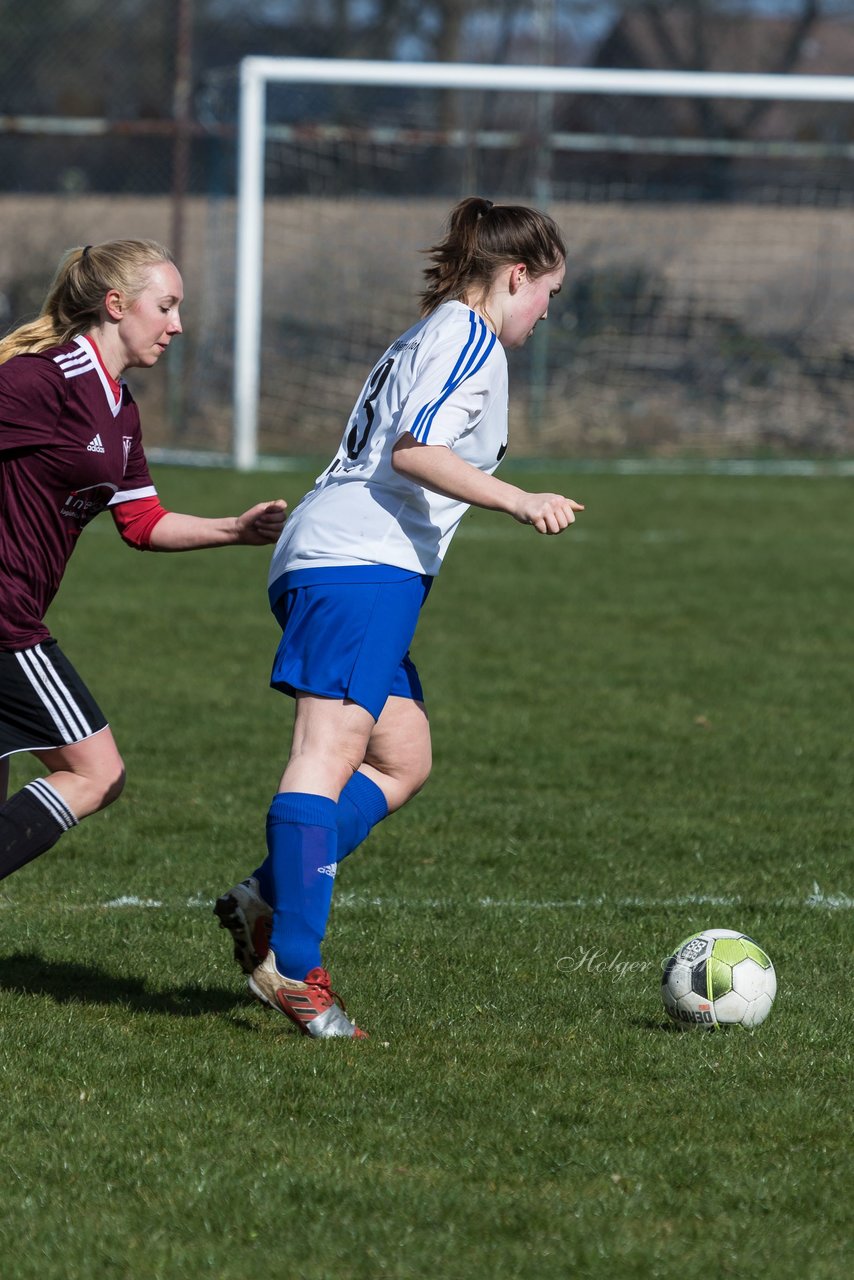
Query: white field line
0,885,851,912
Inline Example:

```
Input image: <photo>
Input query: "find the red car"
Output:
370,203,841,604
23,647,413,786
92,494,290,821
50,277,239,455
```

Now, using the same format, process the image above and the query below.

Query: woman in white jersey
215,197,583,1038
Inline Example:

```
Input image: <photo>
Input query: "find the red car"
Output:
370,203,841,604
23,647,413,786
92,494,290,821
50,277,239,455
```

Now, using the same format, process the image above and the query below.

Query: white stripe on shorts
15,645,95,743
25,778,78,831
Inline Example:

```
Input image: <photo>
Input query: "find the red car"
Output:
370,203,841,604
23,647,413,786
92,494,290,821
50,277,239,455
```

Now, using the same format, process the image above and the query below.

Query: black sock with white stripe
0,780,79,882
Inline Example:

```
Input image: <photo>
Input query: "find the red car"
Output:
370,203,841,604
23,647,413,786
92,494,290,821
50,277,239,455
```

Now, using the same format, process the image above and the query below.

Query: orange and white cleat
248,950,367,1039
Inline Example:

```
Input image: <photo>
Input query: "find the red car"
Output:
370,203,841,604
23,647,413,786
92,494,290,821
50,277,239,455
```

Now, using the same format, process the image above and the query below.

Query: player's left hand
235,499,288,544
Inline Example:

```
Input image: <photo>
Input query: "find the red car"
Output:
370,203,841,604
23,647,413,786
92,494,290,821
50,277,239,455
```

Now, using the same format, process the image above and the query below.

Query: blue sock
251,771,389,899
336,771,389,861
266,792,338,980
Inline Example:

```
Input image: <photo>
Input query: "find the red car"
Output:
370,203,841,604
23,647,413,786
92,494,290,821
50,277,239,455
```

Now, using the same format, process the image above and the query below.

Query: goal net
232,59,854,468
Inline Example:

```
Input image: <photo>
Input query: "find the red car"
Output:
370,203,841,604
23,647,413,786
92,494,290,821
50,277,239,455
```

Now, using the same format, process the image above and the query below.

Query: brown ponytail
419,196,566,318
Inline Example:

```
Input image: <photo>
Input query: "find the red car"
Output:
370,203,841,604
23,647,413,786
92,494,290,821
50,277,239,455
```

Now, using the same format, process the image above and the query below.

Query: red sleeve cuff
111,495,169,549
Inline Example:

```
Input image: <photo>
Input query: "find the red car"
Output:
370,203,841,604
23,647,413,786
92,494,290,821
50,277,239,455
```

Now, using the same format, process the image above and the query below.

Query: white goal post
234,57,854,470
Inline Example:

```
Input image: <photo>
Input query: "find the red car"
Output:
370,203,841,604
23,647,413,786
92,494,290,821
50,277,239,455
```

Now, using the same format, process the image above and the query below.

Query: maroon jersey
0,336,158,649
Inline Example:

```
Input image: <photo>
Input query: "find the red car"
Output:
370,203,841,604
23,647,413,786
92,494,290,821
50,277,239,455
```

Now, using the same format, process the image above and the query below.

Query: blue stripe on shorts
269,566,433,721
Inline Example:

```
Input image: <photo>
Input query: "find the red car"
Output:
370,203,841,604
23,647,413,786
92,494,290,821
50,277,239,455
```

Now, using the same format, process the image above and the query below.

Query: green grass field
1,464,851,1280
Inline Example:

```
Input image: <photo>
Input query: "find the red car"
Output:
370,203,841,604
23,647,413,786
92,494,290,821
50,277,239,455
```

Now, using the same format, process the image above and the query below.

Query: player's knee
365,730,431,806
389,749,432,807
409,749,432,796
95,761,126,811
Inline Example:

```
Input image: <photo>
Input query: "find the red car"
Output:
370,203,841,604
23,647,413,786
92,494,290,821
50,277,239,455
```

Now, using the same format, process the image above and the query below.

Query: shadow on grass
634,1016,693,1033
0,951,255,1020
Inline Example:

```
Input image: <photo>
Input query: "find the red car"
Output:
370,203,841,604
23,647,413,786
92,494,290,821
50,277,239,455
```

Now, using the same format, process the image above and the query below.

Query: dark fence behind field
2,3,854,461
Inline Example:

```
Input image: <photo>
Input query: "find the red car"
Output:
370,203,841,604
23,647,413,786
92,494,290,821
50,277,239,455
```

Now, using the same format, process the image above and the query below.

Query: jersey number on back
345,358,394,460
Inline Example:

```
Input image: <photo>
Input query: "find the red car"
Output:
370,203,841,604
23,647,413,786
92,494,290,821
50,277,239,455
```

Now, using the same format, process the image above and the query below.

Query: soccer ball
661,928,777,1029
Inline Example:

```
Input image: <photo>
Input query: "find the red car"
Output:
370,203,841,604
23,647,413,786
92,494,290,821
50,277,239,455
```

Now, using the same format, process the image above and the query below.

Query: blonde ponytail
0,315,60,363
0,239,175,365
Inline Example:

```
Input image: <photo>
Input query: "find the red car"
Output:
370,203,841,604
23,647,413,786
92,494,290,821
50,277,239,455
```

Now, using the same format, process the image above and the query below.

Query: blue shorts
269,566,433,722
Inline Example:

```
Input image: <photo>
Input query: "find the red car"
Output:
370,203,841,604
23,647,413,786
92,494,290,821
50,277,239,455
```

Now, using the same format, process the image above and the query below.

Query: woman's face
114,262,184,371
494,261,566,350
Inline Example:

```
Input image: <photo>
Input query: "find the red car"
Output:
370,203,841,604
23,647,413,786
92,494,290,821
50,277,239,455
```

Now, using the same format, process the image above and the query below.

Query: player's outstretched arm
391,436,583,535
147,499,287,551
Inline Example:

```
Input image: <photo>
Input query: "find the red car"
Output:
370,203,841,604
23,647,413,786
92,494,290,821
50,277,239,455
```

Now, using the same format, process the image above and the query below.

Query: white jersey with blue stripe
269,301,509,581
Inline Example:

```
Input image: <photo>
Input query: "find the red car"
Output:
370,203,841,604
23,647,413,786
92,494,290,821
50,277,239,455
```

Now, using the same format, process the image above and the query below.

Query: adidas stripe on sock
0,780,79,882
26,779,78,832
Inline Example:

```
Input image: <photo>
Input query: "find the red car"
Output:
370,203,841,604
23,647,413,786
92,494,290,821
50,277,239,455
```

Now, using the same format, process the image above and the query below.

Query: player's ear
104,289,125,321
508,263,527,294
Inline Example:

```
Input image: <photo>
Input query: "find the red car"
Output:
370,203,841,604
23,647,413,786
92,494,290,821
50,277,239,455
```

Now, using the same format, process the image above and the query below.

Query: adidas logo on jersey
317,862,338,879
87,434,106,453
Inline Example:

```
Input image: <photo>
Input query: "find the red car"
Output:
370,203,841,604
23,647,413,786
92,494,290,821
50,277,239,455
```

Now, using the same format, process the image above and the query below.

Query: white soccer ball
661,928,777,1029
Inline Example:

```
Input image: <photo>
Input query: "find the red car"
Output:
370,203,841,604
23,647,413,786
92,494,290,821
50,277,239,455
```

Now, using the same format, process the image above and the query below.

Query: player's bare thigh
280,693,377,798
279,692,431,811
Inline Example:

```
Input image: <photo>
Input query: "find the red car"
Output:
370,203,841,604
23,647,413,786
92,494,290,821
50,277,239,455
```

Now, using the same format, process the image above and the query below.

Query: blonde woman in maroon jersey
0,239,286,880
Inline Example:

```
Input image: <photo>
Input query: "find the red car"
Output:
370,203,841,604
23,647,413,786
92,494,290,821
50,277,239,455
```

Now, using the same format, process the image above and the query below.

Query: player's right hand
514,493,584,535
